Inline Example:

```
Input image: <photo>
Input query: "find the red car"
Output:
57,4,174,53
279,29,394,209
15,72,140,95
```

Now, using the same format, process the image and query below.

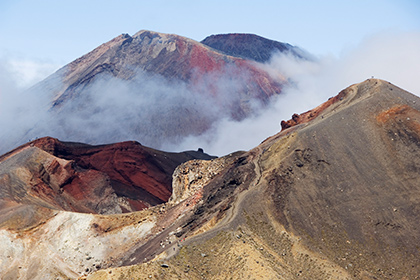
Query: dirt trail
175,146,264,248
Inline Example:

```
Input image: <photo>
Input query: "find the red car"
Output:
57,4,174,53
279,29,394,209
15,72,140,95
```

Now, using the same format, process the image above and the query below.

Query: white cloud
0,60,51,151
8,59,60,89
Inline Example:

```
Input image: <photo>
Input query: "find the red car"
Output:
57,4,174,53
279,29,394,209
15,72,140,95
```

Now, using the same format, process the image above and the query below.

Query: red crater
0,137,215,214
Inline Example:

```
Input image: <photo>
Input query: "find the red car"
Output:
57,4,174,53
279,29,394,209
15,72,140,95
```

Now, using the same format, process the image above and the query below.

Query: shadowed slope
201,33,306,63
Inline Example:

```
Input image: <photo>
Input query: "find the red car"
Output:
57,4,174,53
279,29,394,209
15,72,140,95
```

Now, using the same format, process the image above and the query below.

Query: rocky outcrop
169,157,230,206
280,86,349,130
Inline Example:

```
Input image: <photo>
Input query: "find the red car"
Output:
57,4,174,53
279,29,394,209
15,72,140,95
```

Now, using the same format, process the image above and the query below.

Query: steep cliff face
169,157,230,206
2,79,420,280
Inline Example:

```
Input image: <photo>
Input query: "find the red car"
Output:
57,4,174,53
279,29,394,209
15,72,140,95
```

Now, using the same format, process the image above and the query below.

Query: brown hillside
1,79,420,279
99,79,420,279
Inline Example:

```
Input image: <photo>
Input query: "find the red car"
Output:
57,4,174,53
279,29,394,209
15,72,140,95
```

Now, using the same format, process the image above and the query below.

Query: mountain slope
87,79,420,279
2,79,420,279
255,79,420,278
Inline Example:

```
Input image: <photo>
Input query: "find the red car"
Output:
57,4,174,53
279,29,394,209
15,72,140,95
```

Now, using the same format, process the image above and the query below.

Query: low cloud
39,71,222,147
9,59,60,89
0,62,264,154
0,60,49,151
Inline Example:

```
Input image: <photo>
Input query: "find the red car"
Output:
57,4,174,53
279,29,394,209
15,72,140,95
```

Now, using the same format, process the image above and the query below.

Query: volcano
1,79,420,279
40,30,291,108
21,30,302,152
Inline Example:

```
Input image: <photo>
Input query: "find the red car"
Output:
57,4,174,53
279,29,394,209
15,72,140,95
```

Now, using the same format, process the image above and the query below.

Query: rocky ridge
86,79,420,279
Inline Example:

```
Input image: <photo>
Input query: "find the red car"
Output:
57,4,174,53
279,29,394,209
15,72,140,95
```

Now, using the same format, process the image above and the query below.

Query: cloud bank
0,61,264,154
0,31,419,156
172,31,420,155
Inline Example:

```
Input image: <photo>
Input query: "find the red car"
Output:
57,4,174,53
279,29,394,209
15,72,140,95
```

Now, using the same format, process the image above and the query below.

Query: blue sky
0,0,419,66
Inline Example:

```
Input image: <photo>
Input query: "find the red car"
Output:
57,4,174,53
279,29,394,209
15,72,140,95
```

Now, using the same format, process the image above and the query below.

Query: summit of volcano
7,30,305,154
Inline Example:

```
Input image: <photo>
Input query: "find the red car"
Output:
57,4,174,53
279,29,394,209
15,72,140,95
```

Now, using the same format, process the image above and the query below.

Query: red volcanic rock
0,137,215,214
376,104,420,143
280,87,349,130
34,139,171,204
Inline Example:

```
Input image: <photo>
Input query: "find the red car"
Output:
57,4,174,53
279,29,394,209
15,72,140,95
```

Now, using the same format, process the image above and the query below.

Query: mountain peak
133,29,175,41
280,78,405,131
201,33,305,62
26,30,289,151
